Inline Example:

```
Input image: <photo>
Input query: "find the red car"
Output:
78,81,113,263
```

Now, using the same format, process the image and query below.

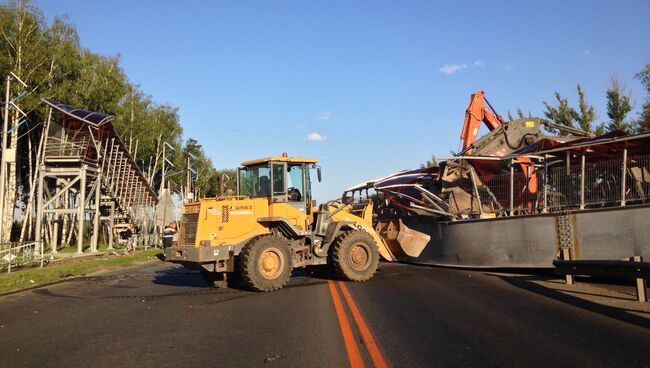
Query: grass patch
55,243,116,254
0,248,162,294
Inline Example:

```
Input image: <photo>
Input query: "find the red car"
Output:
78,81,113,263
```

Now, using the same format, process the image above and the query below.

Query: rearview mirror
317,167,322,182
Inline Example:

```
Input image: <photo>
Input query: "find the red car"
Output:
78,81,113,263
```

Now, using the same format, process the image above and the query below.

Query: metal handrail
0,241,45,273
553,259,650,279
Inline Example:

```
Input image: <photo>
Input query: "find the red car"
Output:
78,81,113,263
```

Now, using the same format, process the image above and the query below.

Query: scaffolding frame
35,99,158,254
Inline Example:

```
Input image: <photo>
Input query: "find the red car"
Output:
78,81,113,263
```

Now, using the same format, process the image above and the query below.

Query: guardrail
0,242,45,273
553,256,649,303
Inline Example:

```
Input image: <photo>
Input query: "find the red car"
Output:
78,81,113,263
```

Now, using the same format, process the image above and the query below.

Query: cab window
238,164,271,197
287,164,304,201
272,163,286,199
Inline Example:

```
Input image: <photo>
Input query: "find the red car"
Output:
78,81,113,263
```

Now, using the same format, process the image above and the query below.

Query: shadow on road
492,273,650,329
151,265,330,292
152,268,213,288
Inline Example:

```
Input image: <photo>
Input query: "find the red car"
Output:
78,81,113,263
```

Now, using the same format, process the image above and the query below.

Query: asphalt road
0,261,649,368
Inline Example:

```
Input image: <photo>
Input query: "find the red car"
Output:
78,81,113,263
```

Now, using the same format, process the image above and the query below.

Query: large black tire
330,229,379,282
239,235,292,291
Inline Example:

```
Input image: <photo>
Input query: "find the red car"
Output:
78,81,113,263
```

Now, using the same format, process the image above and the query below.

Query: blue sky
36,0,650,201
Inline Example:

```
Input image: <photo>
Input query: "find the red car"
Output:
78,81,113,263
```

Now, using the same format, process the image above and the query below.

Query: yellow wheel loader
164,155,429,291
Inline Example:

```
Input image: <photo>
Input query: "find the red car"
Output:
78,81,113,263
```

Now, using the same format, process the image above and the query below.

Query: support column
35,166,45,254
562,248,575,285
509,159,514,216
52,178,61,254
91,171,101,253
580,152,586,210
77,165,87,254
633,256,647,302
621,148,627,206
107,201,115,250
543,156,548,213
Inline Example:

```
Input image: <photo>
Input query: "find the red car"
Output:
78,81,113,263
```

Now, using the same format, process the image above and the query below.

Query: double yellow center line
327,280,388,368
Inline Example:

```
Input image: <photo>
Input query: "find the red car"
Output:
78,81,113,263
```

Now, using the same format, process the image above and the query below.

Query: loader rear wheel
330,229,379,282
239,235,292,292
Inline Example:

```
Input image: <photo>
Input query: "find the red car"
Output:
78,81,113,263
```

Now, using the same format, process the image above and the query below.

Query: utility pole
0,75,11,244
160,141,175,194
161,143,166,192
160,141,175,230
186,152,197,202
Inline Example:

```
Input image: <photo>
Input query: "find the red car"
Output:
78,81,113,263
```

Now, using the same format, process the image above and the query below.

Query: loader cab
237,155,321,215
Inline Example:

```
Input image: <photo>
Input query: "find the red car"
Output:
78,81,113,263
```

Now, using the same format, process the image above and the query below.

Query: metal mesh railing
547,164,581,210
481,171,546,215
477,153,650,216
583,158,623,207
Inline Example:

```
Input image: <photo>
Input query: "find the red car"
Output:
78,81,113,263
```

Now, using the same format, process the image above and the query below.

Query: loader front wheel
330,230,379,282
239,235,292,292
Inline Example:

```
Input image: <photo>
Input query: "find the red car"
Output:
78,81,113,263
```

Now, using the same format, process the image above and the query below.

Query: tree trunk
19,125,44,242
3,111,19,242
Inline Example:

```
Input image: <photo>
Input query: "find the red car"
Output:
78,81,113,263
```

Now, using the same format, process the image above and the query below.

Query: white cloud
317,111,331,121
473,60,485,67
503,63,515,71
581,50,591,55
439,63,467,75
306,132,327,141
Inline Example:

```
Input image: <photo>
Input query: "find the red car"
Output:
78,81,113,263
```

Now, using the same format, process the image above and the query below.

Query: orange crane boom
461,90,504,154
459,90,538,193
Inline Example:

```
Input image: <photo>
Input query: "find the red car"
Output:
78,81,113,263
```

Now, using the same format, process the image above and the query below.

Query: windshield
238,164,271,197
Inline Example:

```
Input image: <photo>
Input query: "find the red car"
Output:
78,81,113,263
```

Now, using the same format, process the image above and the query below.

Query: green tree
0,0,217,241
113,88,184,186
543,85,602,135
543,92,576,134
216,168,237,192
604,75,632,133
571,84,602,134
635,64,650,132
420,154,438,168
0,0,51,242
177,138,220,198
507,108,530,122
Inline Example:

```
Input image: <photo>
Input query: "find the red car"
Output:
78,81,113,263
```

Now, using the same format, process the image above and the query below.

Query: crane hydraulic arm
459,90,538,193
460,90,504,154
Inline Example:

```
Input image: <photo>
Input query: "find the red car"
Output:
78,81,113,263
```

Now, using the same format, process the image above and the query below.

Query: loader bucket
375,219,431,258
